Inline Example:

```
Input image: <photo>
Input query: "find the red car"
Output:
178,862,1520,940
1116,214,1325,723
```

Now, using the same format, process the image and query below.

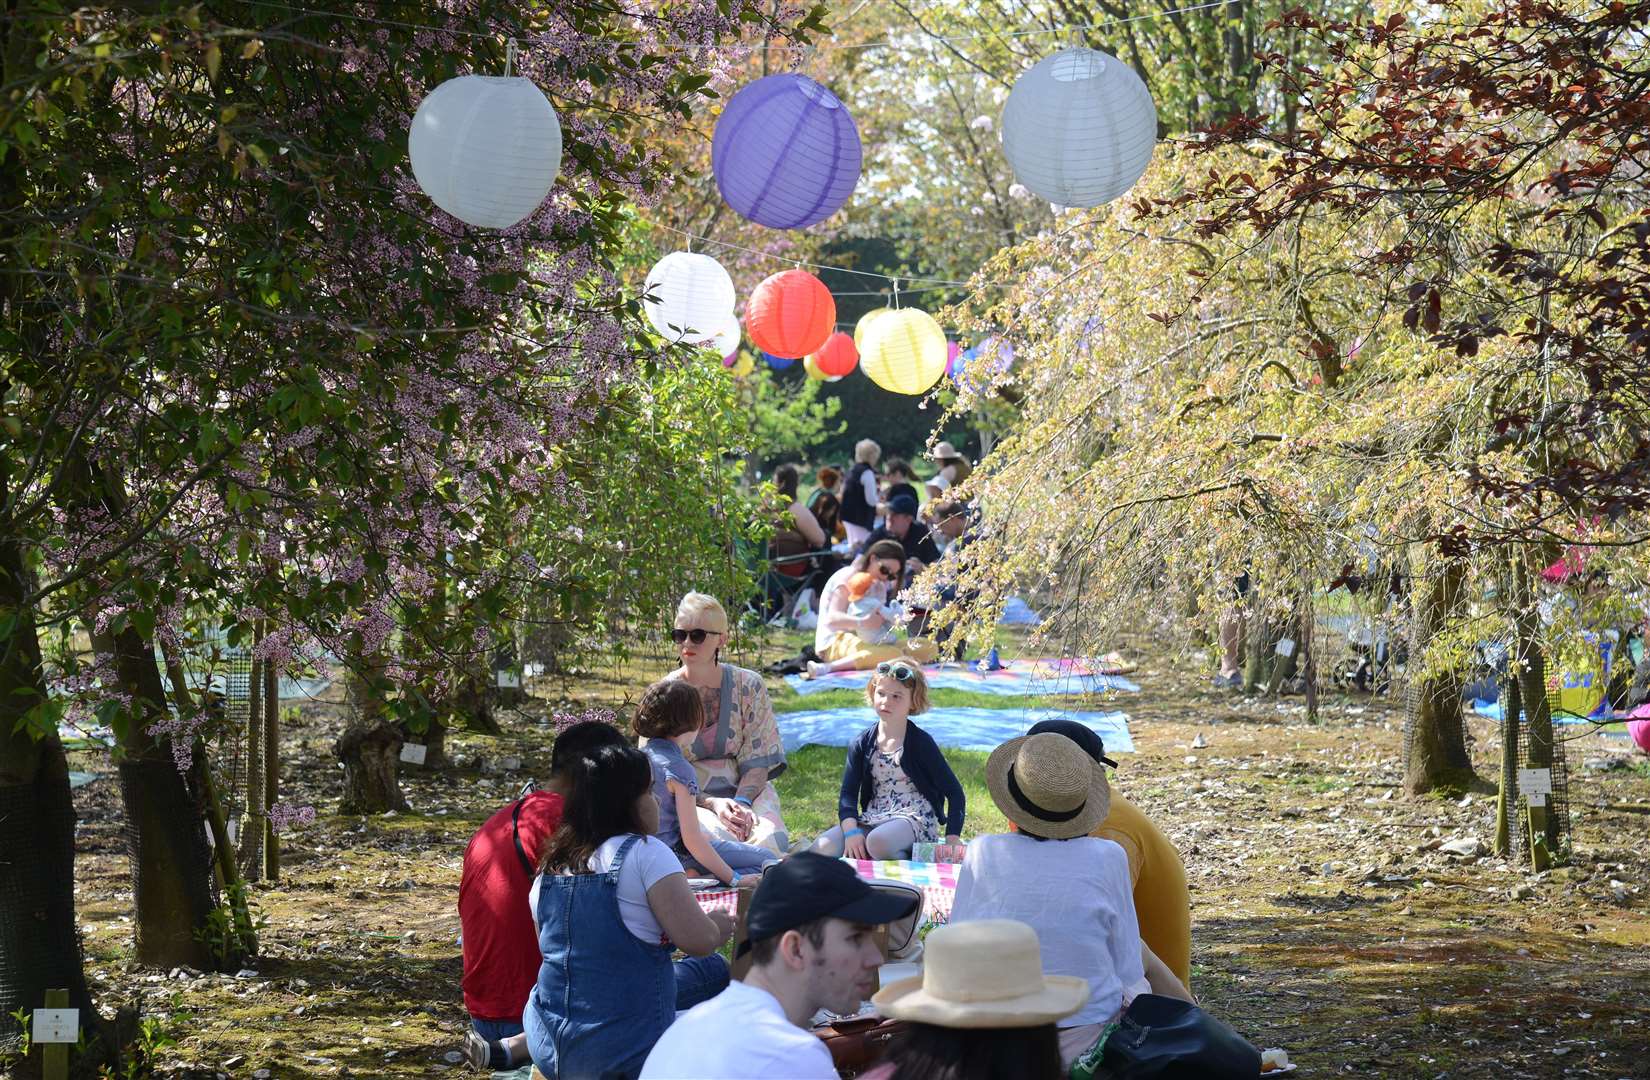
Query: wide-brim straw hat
873,919,1090,1028
926,440,962,461
985,732,1111,839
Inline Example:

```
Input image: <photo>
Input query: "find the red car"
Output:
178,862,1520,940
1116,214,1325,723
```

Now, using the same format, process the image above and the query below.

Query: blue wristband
730,872,742,886
733,794,754,808
843,826,865,838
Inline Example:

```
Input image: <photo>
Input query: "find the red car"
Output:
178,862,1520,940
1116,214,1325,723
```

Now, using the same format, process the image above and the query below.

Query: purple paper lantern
711,74,862,230
945,340,962,376
762,351,797,370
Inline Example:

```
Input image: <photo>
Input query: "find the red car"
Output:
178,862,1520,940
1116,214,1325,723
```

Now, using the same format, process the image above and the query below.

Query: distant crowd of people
455,585,1221,1079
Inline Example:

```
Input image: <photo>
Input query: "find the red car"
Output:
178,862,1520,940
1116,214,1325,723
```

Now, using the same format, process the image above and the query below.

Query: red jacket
459,791,562,1021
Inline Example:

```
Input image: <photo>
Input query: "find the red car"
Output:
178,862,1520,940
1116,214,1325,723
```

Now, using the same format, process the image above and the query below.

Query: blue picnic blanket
778,707,1133,754
785,659,1139,698
1470,698,1623,729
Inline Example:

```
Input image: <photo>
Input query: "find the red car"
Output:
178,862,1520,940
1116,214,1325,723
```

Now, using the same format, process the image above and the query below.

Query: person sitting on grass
522,744,733,1080
636,679,778,888
1026,717,1193,990
812,658,965,862
807,540,938,678
864,919,1090,1080
951,732,1192,1070
458,720,626,1073
639,853,918,1080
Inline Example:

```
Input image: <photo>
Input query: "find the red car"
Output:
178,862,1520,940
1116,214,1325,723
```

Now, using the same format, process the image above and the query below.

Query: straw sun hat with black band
984,732,1111,839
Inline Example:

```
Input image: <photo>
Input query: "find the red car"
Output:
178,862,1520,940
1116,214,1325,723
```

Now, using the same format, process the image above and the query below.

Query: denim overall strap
523,835,675,1080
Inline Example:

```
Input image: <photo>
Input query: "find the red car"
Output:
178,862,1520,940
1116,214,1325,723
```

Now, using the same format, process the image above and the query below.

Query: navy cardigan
839,721,966,837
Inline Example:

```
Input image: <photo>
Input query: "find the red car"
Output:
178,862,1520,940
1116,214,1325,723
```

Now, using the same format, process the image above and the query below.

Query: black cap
887,493,919,517
1026,718,1119,769
737,853,918,957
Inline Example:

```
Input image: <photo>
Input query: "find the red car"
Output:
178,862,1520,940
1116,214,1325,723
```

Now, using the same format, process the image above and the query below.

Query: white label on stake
1516,768,1553,796
33,1008,79,1043
226,818,240,845
1274,637,1297,658
496,669,521,688
400,742,428,766
1527,791,1547,807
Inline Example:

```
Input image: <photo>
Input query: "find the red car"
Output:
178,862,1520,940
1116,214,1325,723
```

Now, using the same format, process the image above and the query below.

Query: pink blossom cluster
550,707,619,735
267,802,318,833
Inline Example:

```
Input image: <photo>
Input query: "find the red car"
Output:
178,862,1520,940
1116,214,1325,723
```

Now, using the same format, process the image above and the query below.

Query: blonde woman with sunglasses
805,540,938,680
811,657,965,862
661,593,790,855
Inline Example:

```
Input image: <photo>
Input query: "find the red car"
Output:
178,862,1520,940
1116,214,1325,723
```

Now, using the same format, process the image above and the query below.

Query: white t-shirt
527,833,684,946
639,979,837,1079
814,563,888,654
950,832,1148,1027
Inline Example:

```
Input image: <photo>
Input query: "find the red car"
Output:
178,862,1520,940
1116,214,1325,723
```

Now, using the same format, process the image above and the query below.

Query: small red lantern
810,331,859,377
746,269,835,359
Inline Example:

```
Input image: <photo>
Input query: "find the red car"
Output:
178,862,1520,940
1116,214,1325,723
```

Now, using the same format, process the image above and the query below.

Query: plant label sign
33,1007,79,1043
1274,637,1297,658
400,742,428,766
1517,768,1552,806
496,669,521,689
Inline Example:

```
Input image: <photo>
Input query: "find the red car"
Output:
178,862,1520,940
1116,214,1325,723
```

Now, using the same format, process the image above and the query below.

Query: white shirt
815,563,881,654
528,834,684,945
639,979,837,1079
950,832,1147,1027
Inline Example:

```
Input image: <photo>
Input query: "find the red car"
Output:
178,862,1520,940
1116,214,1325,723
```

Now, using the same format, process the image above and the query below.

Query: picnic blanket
778,706,1132,754
1471,698,1621,725
784,657,1139,698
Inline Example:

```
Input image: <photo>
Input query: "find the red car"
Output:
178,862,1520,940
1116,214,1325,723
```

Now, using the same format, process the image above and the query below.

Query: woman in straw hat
923,440,972,501
951,732,1192,1068
865,919,1087,1080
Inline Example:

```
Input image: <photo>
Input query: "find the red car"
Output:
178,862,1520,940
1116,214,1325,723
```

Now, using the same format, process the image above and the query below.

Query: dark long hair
538,744,654,875
886,1023,1064,1080
773,463,801,501
858,538,906,571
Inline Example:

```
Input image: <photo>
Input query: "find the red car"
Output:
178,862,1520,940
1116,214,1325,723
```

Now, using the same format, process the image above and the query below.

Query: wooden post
41,988,69,1080
264,649,281,881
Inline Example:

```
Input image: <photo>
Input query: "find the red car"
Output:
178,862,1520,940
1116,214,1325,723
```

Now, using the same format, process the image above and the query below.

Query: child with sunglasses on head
636,680,780,888
812,658,966,862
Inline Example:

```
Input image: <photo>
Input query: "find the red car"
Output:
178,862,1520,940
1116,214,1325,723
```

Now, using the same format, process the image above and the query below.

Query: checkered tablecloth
693,858,961,929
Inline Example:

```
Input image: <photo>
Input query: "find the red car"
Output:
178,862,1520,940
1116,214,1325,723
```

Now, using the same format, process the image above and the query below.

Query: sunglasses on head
671,627,720,644
875,661,917,683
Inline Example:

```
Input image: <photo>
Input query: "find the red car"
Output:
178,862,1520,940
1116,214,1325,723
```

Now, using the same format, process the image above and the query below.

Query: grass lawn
774,743,1009,842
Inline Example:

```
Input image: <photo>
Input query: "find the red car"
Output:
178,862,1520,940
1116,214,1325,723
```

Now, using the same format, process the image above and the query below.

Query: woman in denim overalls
524,745,734,1079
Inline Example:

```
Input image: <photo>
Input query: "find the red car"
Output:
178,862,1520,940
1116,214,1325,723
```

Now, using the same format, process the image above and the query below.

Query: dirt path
65,650,1649,1078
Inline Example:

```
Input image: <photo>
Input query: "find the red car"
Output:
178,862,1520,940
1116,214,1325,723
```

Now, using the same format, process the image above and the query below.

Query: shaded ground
62,633,1650,1078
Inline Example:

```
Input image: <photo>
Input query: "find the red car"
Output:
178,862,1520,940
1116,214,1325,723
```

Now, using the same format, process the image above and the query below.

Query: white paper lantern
1000,48,1157,209
644,252,737,342
409,75,563,229
703,311,742,357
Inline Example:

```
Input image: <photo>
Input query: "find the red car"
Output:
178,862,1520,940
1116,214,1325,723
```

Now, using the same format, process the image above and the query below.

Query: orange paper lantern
746,269,836,359
810,331,859,377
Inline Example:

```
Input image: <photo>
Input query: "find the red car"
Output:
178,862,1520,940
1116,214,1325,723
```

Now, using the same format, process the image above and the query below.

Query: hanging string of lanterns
404,34,1157,396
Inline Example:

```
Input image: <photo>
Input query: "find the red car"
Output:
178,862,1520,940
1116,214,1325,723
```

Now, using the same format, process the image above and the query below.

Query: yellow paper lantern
854,307,893,351
803,354,828,381
729,351,755,378
861,308,948,395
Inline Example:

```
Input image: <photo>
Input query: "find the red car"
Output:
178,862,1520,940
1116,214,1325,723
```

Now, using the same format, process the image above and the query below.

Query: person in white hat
923,440,972,502
950,732,1192,1068
861,919,1088,1079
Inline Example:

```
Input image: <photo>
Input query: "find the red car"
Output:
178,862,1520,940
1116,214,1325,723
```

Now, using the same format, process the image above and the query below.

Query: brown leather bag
813,1015,907,1075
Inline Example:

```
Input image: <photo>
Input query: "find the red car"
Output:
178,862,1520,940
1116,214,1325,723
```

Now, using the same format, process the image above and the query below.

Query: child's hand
843,832,870,860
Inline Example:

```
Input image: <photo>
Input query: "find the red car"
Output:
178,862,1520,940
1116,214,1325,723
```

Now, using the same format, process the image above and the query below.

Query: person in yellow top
1026,718,1192,989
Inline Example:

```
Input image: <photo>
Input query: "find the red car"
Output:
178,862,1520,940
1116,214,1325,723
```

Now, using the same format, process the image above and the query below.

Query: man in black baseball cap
861,491,943,575
641,853,917,1079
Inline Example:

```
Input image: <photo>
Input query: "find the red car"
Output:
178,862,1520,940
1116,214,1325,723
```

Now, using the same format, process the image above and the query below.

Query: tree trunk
1402,552,1482,795
1510,559,1561,868
0,553,115,1072
97,625,226,970
238,647,266,883
263,654,281,881
1242,590,1274,690
335,660,407,814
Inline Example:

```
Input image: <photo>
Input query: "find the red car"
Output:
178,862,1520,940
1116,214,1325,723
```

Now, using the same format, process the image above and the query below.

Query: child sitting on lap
813,658,966,861
844,571,902,646
637,680,779,887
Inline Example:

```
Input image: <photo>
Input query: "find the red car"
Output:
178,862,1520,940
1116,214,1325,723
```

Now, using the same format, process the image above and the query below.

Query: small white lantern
702,311,742,358
1000,48,1157,208
409,75,563,229
644,252,737,342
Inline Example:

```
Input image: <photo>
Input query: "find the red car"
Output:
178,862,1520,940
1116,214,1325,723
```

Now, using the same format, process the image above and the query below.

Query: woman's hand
843,831,870,860
707,909,735,945
859,609,887,633
710,797,755,841
934,836,966,863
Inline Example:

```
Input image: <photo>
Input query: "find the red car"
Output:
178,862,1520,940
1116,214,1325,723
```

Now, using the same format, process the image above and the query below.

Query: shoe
462,1030,504,1072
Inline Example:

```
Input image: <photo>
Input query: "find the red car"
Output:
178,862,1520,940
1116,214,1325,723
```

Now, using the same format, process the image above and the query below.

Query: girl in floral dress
813,657,966,861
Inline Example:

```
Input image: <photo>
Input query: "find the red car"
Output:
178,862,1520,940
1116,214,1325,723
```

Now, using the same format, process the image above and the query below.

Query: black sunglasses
875,661,917,683
875,564,898,579
671,628,721,644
